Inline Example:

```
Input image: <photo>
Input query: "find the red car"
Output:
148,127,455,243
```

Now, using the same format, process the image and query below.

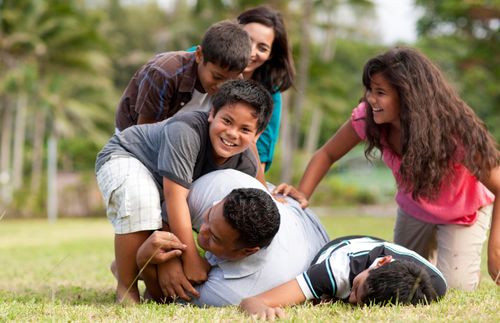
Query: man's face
197,199,248,261
196,47,242,95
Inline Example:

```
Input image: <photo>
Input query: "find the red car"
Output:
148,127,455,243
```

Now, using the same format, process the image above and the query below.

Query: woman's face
242,22,275,78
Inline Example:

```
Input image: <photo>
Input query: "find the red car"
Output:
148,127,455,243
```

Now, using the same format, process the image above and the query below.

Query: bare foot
116,283,140,305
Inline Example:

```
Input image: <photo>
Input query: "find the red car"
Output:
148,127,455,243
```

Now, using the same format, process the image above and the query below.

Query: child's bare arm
240,279,306,320
163,177,210,284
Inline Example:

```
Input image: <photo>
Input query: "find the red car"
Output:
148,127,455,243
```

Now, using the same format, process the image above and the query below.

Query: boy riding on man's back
96,79,273,303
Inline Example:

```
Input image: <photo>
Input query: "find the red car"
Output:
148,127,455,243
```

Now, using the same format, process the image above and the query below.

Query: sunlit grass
0,216,498,322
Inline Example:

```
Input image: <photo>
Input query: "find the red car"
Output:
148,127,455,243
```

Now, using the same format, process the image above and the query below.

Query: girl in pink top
275,47,500,290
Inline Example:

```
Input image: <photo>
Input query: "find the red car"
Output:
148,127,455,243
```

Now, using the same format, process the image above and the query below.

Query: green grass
1,216,498,322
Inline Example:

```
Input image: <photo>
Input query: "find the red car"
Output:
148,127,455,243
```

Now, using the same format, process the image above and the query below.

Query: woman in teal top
237,6,295,172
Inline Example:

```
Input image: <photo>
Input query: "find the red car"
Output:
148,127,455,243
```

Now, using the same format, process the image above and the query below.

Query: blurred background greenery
0,0,498,218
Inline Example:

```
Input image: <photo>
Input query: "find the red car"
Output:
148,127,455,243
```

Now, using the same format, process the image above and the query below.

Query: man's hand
183,253,211,285
240,297,286,321
157,258,200,302
136,231,186,268
273,183,309,208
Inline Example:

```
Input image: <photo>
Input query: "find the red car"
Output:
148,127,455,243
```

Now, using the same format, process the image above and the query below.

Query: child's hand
273,183,309,208
157,258,200,301
183,254,211,285
240,296,286,321
136,231,186,267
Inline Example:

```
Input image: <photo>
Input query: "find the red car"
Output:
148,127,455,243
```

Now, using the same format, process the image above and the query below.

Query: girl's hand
240,297,286,321
273,183,309,208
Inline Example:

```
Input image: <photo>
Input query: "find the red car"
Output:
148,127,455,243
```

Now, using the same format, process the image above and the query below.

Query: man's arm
136,231,200,302
163,177,210,284
239,279,305,320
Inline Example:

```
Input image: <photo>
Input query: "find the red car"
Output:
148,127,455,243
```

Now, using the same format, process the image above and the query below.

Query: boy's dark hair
223,188,280,249
201,20,251,72
363,260,439,306
212,79,273,133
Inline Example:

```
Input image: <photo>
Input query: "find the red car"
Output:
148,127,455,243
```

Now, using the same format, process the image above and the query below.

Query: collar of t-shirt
180,89,212,113
204,245,271,279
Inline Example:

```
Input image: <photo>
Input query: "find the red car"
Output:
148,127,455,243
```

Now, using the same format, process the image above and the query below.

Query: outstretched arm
480,165,500,285
273,119,361,208
239,279,306,320
298,119,361,199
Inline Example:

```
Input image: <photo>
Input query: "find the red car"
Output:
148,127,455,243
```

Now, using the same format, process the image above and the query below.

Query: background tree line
0,0,498,217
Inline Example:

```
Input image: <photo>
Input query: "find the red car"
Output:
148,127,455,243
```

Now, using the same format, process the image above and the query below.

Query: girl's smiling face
242,22,275,78
366,72,401,129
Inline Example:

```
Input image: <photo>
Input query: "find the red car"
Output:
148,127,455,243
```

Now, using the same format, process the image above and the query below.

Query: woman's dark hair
362,47,499,200
238,6,295,93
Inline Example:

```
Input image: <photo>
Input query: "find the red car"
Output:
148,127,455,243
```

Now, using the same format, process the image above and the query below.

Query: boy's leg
96,156,163,303
115,231,151,303
393,208,437,262
435,205,492,290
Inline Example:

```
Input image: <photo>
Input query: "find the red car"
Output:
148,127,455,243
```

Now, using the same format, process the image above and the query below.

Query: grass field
0,214,498,322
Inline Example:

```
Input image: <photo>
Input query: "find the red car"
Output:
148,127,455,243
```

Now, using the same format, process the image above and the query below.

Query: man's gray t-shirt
95,111,258,189
186,169,330,306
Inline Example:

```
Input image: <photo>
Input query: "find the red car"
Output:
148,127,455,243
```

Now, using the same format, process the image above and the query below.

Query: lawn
0,214,498,322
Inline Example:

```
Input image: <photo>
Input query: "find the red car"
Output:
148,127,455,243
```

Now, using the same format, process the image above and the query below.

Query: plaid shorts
96,155,163,234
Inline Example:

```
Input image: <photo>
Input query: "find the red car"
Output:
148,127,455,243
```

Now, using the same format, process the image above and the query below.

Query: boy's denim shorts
96,155,163,234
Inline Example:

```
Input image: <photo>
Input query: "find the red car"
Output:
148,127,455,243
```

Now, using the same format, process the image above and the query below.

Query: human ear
195,45,203,64
253,131,262,143
377,255,393,268
208,108,215,122
242,246,260,256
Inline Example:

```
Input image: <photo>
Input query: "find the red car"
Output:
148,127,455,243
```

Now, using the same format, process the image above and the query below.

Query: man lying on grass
240,236,448,320
133,169,329,306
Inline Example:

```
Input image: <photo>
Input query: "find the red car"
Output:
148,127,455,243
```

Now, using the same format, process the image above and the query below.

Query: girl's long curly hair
362,47,499,200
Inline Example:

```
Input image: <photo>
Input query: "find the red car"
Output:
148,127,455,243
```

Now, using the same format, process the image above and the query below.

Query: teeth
373,107,383,112
221,138,236,146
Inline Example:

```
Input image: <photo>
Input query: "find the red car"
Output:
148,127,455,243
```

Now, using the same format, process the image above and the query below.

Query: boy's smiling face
208,103,260,165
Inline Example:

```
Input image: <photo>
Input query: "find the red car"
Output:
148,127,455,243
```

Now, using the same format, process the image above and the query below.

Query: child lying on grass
240,236,447,320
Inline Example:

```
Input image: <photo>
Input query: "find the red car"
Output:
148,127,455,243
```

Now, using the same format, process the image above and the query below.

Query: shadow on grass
1,286,116,305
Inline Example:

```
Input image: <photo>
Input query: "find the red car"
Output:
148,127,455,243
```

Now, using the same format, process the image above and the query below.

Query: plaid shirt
115,51,198,130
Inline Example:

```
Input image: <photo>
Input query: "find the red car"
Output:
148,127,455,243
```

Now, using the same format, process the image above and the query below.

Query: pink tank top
350,102,493,225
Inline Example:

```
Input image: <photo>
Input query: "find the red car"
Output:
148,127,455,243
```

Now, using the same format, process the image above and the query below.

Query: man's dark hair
363,260,439,306
212,79,273,133
223,188,280,249
201,20,251,72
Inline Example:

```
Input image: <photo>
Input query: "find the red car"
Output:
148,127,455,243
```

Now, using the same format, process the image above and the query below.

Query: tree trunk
303,4,336,155
280,91,292,182
305,108,322,156
282,0,313,183
30,109,45,193
0,95,14,204
12,93,28,190
47,133,58,222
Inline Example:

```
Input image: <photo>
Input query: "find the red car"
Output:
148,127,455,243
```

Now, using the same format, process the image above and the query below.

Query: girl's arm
480,165,500,285
239,279,306,320
298,119,362,199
